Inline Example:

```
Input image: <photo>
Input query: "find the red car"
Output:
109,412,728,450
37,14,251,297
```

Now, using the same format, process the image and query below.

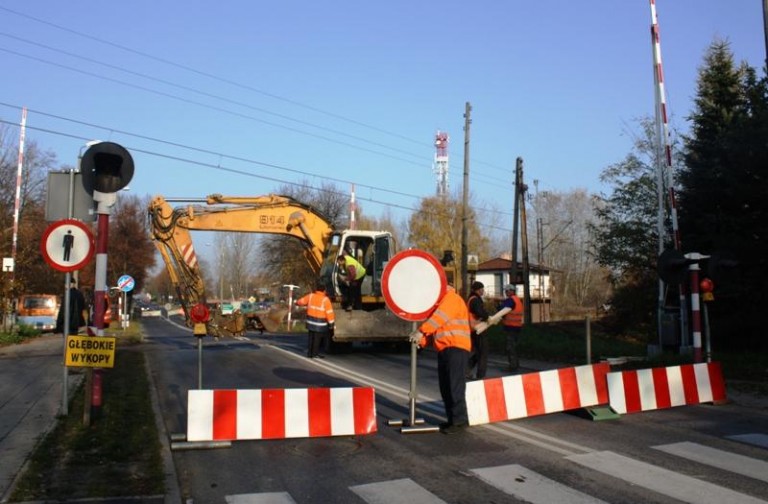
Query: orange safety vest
501,294,524,328
297,291,335,332
419,288,471,352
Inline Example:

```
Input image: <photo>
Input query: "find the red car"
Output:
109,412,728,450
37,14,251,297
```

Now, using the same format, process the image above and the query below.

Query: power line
0,101,515,206
0,116,515,233
0,6,513,177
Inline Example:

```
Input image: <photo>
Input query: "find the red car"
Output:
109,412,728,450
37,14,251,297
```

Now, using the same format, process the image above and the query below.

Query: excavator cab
319,230,395,307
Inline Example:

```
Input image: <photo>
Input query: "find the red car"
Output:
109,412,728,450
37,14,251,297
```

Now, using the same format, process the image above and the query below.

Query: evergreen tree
679,40,768,350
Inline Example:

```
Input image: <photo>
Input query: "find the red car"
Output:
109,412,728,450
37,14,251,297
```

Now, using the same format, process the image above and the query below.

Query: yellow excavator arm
148,194,335,321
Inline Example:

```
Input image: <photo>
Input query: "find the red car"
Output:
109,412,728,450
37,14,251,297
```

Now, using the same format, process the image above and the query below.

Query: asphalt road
142,317,768,504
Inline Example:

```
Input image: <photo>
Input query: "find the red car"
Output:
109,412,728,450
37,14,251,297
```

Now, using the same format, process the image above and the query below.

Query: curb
144,353,183,504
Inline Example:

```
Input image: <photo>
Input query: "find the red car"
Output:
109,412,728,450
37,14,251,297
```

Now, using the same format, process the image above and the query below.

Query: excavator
148,193,413,343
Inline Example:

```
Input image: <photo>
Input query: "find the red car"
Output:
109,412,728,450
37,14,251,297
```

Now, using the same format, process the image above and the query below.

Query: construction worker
467,281,490,380
500,284,524,371
336,251,366,311
296,283,335,359
410,285,471,434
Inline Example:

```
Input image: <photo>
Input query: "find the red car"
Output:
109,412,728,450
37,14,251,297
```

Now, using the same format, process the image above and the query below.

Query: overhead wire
0,5,513,178
0,115,515,234
0,7,521,233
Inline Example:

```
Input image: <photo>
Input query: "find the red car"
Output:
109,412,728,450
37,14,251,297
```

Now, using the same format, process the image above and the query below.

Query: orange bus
17,294,59,331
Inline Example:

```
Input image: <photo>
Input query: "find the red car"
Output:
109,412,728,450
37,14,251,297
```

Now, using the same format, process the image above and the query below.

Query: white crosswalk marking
350,478,447,504
567,450,767,504
471,464,608,504
225,492,297,504
653,442,768,483
727,434,768,449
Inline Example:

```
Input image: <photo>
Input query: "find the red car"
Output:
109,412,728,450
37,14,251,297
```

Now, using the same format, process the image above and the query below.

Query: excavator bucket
256,306,289,333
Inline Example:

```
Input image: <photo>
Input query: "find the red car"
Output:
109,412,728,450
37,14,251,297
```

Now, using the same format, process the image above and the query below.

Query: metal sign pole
386,324,439,434
198,337,203,389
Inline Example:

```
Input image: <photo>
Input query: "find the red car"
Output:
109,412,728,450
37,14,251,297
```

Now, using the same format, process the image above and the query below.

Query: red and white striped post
685,253,709,363
649,0,681,251
650,0,688,350
91,203,114,410
10,107,27,291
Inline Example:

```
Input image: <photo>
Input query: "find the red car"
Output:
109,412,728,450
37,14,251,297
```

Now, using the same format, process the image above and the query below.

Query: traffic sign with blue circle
117,274,135,292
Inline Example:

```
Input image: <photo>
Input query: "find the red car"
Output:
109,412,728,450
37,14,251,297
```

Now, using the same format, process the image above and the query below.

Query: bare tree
529,188,610,313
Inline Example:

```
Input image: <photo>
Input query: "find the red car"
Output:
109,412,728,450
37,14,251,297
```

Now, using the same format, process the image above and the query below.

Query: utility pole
519,166,532,324
510,157,522,288
460,102,471,298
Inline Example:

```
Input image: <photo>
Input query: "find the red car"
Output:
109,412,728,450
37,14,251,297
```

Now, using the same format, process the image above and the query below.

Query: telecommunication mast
433,131,449,197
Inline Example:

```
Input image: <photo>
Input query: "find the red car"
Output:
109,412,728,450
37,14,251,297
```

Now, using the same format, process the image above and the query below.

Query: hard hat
504,284,516,291
471,281,484,291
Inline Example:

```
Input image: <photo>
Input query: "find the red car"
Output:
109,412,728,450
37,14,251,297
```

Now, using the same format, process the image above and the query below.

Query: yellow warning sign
65,335,117,368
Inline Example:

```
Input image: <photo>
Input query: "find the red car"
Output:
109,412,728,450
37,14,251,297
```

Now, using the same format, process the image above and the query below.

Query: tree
530,188,610,311
590,117,683,335
407,192,491,270
0,127,61,298
678,40,768,350
258,181,349,290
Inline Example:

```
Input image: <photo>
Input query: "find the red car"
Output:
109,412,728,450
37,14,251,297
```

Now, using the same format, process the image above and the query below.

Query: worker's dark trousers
307,330,325,357
468,332,489,379
437,347,470,425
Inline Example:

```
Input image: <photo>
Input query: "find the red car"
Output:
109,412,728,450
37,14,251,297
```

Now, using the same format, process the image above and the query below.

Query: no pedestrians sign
40,219,95,272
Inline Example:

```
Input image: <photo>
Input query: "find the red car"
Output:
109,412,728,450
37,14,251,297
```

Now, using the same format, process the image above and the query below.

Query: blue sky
1,1,764,239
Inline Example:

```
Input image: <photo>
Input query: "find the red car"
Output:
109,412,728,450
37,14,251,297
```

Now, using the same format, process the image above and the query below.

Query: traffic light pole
91,192,116,418
79,141,134,424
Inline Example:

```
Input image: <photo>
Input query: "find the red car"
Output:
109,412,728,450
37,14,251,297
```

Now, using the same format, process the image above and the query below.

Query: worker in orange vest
499,284,524,371
410,285,472,434
296,283,335,359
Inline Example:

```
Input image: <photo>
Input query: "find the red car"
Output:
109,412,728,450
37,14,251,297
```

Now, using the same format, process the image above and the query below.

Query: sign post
382,249,446,434
117,274,135,329
190,303,210,389
41,218,95,417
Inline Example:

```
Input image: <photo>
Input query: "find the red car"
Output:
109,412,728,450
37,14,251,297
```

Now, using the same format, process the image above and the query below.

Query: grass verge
9,343,165,502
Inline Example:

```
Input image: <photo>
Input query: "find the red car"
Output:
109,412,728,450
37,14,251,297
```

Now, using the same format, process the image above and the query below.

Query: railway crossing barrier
607,361,727,414
465,363,612,426
186,387,377,442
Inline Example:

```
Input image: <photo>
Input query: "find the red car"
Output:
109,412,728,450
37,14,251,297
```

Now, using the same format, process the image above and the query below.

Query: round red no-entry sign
382,249,446,321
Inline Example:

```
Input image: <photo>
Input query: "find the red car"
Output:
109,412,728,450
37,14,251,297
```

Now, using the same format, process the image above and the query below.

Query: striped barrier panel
607,361,726,414
187,387,377,441
466,363,611,426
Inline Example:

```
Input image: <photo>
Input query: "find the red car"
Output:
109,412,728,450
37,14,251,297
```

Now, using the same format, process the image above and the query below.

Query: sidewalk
0,335,180,504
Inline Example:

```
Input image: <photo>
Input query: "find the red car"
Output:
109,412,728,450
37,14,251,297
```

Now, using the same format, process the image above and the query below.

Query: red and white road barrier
607,362,726,414
187,387,377,441
466,363,611,426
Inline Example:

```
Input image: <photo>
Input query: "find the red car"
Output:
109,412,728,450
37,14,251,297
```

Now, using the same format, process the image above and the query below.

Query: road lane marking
225,491,297,503
471,464,608,504
350,478,447,504
567,450,767,504
653,441,768,483
727,434,768,449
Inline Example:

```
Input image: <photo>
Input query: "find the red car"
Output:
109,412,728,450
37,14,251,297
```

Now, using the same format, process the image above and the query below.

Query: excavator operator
336,251,366,311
